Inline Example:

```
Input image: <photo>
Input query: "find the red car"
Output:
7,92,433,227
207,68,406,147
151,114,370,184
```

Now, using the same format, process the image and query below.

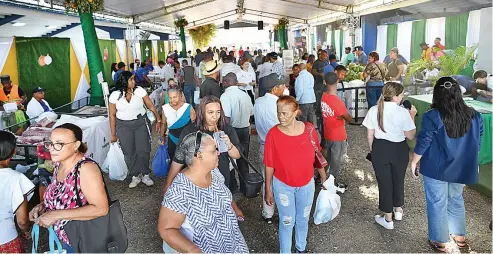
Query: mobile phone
414,167,420,177
214,131,228,153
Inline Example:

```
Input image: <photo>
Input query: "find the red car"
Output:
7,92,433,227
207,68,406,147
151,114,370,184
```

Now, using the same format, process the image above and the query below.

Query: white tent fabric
343,30,351,48
334,30,341,60
327,30,332,48
115,39,126,63
151,40,158,60
0,38,13,73
72,75,90,109
134,42,141,60
397,21,412,63
376,25,387,59
70,39,90,109
425,17,446,46
466,10,481,48
355,28,362,48
477,7,492,73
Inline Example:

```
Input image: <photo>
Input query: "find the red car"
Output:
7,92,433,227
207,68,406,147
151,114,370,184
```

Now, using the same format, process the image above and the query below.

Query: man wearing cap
254,72,289,224
323,54,340,75
420,42,432,61
26,87,54,122
269,52,285,78
354,46,368,65
0,75,26,109
113,62,126,82
387,47,404,82
220,73,254,194
200,60,222,99
295,63,316,126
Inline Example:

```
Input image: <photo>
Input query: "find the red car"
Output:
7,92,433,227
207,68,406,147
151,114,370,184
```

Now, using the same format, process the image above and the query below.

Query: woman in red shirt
264,96,327,253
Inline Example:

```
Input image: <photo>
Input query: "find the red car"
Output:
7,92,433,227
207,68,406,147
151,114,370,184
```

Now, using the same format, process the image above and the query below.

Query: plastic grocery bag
313,175,342,225
102,143,128,181
152,143,171,178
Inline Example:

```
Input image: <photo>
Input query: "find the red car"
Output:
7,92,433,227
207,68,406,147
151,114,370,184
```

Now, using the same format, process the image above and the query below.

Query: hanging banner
98,39,117,86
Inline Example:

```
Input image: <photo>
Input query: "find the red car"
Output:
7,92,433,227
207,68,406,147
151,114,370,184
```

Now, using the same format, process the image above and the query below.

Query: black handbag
64,159,128,253
230,151,264,198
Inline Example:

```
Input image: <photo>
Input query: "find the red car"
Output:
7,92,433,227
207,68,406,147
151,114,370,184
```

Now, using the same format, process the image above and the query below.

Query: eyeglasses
193,131,202,157
44,141,77,151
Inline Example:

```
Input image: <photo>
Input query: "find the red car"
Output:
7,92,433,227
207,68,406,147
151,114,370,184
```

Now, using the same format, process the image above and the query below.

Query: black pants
371,139,409,213
230,127,251,192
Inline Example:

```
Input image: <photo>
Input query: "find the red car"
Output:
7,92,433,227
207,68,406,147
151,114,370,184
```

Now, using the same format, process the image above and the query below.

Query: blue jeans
183,84,196,106
63,243,74,253
423,176,466,243
259,77,266,97
366,81,383,108
273,177,315,253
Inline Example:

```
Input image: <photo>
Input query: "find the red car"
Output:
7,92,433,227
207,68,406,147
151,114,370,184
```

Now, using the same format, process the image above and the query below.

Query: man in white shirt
220,73,254,194
156,60,174,90
270,52,285,79
254,73,289,224
221,55,241,78
26,87,55,124
295,63,316,126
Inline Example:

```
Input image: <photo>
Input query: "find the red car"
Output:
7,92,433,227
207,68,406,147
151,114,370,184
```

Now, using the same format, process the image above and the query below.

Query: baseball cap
32,87,45,94
0,75,10,83
263,73,284,91
270,52,279,59
419,42,428,47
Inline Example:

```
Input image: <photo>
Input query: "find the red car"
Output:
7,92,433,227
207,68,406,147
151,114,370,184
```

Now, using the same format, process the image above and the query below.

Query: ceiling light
46,25,57,29
12,22,26,27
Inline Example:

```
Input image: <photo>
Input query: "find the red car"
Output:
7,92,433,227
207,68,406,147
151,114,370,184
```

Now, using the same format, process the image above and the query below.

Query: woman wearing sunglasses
28,123,109,253
411,77,483,252
158,132,249,253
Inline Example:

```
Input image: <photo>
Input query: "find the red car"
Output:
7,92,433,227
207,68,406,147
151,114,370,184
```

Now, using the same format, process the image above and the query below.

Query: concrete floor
31,124,492,253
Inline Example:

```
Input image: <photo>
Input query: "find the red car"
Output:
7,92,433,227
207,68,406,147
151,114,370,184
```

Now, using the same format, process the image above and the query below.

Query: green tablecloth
408,94,492,165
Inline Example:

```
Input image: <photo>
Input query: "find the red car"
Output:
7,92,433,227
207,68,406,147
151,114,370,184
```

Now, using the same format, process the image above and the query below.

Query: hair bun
79,142,88,154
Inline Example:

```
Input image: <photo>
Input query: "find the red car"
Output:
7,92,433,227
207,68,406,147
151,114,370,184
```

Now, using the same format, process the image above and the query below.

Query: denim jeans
183,84,196,106
260,144,276,218
273,177,315,253
423,176,466,243
366,80,383,108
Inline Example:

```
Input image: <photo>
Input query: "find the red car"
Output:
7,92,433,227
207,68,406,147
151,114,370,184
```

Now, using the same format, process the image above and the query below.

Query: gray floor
71,125,493,252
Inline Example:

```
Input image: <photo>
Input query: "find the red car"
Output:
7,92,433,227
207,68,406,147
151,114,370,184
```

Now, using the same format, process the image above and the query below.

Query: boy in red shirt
321,72,352,188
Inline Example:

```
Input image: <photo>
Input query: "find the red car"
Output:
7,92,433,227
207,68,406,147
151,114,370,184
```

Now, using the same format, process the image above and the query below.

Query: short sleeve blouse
109,86,147,120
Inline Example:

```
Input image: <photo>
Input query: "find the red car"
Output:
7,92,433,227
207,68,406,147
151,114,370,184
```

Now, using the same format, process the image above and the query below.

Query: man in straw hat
200,60,222,99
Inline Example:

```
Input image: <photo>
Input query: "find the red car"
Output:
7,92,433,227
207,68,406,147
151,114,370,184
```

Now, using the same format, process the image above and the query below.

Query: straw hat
202,60,222,76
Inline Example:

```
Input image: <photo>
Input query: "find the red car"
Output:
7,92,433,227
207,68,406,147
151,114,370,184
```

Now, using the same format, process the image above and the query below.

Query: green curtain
157,40,166,62
80,13,104,106
445,13,469,50
139,40,153,63
386,24,398,54
339,30,344,60
411,20,427,60
331,30,336,49
16,37,71,108
98,39,117,87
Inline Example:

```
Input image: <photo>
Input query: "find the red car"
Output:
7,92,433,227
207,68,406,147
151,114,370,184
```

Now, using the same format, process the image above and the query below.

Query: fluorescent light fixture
12,22,26,27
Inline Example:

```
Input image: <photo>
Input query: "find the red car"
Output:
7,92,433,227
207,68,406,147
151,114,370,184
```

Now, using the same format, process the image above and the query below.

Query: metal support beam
191,13,238,27
277,0,346,12
187,9,237,26
133,0,218,24
244,9,307,23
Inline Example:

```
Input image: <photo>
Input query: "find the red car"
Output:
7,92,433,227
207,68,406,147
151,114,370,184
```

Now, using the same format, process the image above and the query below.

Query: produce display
344,63,365,82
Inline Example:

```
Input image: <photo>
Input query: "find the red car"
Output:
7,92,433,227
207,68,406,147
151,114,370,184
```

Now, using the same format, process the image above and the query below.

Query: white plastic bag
314,175,342,225
102,143,128,181
194,87,200,105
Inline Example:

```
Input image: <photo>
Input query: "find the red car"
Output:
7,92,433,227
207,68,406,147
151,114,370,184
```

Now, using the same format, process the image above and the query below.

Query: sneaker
393,208,403,221
129,176,141,188
141,174,154,186
296,249,307,253
375,215,394,229
262,216,273,224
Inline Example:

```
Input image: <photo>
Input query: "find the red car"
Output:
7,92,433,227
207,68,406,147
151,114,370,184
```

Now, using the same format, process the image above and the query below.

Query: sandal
451,236,469,251
428,240,447,253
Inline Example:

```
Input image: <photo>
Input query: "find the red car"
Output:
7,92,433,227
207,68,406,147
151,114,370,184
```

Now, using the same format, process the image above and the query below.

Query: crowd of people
0,41,489,253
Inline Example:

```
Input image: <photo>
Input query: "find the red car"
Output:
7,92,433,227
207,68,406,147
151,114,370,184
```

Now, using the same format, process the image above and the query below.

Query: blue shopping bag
152,143,171,178
32,224,65,254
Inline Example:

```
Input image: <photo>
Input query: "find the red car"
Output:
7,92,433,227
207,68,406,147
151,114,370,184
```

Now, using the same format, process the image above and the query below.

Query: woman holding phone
163,95,244,217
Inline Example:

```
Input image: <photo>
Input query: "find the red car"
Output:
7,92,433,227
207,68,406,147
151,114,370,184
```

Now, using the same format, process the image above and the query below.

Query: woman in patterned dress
29,123,109,252
158,131,249,253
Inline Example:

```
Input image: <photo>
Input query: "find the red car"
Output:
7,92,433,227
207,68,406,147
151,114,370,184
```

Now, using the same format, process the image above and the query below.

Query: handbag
306,125,328,169
64,158,128,253
229,150,264,198
32,224,66,254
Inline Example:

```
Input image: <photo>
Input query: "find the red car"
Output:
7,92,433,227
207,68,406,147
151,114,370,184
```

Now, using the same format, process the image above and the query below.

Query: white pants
260,143,276,218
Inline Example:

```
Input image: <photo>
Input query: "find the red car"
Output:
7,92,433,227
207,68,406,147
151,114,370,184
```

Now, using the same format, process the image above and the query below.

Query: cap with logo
32,87,45,94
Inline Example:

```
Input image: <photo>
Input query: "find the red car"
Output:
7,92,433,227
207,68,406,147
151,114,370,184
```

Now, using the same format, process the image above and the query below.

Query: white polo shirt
254,93,280,144
362,101,416,142
109,87,147,121
237,69,256,91
220,86,253,128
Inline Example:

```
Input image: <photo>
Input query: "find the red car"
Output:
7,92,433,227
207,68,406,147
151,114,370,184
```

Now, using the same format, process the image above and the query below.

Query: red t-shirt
264,122,321,187
321,93,347,141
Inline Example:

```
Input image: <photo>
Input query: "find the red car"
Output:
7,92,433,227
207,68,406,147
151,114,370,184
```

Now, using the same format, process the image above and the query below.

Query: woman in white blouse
258,55,273,97
109,71,161,189
0,131,34,253
362,82,417,230
237,60,257,105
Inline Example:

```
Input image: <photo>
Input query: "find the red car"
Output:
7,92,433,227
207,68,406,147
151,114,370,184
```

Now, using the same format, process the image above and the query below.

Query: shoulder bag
306,125,328,169
229,150,264,198
64,158,128,253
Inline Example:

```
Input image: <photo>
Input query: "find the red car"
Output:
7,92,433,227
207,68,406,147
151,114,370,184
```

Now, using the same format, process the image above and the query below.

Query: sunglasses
44,141,77,151
193,131,202,157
